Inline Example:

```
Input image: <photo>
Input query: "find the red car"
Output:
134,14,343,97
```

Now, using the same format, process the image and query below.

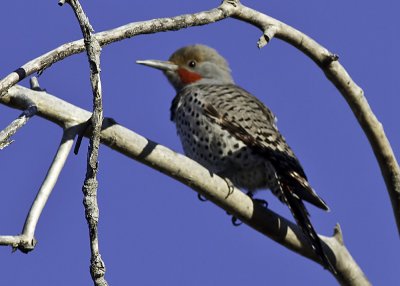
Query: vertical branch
59,1,107,285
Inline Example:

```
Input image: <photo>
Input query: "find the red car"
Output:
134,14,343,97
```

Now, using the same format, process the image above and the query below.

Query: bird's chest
170,90,268,181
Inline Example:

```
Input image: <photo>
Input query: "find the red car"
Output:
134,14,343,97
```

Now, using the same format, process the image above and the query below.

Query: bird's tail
276,173,336,274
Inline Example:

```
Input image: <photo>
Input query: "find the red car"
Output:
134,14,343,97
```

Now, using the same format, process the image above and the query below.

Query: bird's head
137,44,234,91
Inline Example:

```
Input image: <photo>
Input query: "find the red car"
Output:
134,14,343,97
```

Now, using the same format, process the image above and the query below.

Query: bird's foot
231,215,242,226
246,191,268,209
224,178,235,199
226,210,242,226
254,198,268,209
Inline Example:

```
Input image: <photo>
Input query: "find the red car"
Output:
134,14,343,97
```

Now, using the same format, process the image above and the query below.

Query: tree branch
61,0,107,285
0,127,76,252
0,102,36,149
21,128,76,241
0,85,370,285
0,77,44,149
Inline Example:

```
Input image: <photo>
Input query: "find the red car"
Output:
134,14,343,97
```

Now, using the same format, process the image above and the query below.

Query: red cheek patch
177,68,202,84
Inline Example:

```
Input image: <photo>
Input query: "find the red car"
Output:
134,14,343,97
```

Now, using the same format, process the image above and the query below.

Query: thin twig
0,77,46,149
29,77,45,91
0,127,76,252
21,128,76,238
61,0,107,285
0,104,37,149
0,86,370,285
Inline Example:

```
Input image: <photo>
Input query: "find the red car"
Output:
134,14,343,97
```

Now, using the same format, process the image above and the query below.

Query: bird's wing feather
198,84,335,272
198,84,328,210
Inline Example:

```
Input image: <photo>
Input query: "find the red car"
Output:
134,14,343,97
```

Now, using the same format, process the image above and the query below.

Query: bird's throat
177,68,202,84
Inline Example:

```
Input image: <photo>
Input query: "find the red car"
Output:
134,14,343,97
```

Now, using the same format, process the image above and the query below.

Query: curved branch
231,2,400,235
0,0,237,96
0,85,370,286
22,128,76,239
0,127,76,253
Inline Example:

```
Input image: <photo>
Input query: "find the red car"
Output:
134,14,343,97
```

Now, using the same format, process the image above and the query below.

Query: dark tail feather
278,177,336,274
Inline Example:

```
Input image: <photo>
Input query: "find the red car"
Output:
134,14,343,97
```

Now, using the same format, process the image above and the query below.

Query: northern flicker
137,44,335,272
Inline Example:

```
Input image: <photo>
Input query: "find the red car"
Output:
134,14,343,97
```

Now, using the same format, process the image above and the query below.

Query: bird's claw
224,178,235,199
231,215,243,226
247,191,268,209
197,193,208,202
225,210,243,226
254,198,268,209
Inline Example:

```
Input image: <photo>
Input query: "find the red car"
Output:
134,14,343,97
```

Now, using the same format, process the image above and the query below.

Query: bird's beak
136,59,178,72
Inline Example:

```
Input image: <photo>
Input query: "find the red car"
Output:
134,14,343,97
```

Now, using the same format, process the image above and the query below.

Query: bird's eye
188,60,196,68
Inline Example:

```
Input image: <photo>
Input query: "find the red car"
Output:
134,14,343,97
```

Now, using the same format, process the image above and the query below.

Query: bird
137,44,335,273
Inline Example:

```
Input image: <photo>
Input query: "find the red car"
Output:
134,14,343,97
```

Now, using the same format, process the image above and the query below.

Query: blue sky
1,1,399,285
